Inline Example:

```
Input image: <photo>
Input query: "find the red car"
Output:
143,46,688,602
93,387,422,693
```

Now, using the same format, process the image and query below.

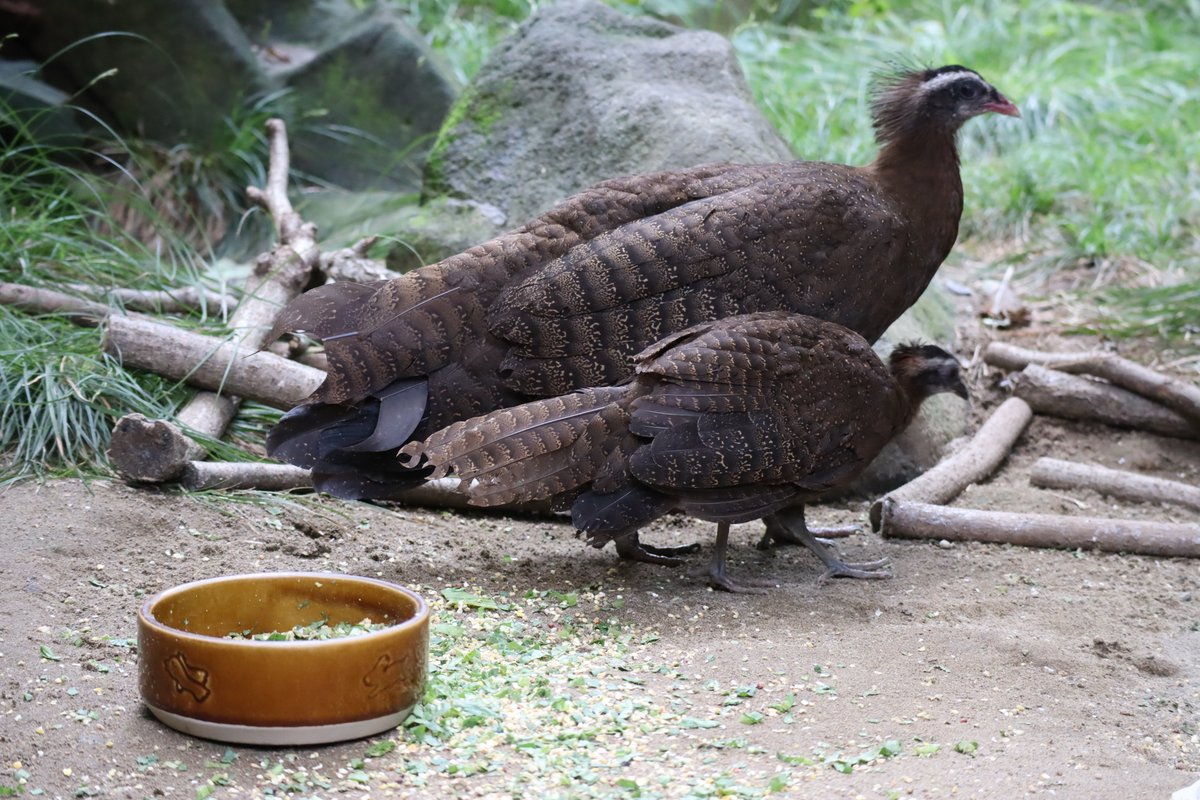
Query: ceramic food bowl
137,572,429,746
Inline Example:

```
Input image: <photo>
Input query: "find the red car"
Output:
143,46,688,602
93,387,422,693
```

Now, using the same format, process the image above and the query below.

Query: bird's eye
957,83,979,99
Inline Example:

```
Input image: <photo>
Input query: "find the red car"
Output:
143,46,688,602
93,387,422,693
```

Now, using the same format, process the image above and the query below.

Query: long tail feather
401,386,629,506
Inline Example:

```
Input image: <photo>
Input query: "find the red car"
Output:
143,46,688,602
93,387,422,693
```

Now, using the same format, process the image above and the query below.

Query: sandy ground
1,407,1197,798
1,285,1199,797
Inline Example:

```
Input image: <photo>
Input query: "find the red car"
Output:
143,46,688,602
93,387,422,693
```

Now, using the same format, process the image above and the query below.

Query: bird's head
871,65,1019,143
888,343,970,405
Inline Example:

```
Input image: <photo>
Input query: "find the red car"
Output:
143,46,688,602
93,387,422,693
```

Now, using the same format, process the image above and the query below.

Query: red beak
983,95,1020,117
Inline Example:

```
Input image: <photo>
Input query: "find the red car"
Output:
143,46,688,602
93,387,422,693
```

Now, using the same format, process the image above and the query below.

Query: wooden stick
109,119,321,481
69,284,235,316
1013,364,1199,440
103,315,325,408
986,342,1200,425
1030,457,1200,512
878,499,1200,558
181,461,314,492
0,282,112,325
869,397,1032,531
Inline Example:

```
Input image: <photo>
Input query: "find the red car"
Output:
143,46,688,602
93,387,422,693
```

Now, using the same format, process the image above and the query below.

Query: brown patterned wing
488,164,905,396
625,314,904,493
269,163,778,407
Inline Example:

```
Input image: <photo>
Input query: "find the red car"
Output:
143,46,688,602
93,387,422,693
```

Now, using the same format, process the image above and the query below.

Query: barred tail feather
401,386,629,506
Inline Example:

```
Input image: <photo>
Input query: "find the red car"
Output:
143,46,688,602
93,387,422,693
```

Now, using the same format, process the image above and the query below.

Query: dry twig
70,284,235,316
869,397,1032,530
986,342,1200,425
0,282,113,324
108,119,320,481
878,499,1200,558
1029,457,1200,513
1013,365,1199,440
103,315,324,408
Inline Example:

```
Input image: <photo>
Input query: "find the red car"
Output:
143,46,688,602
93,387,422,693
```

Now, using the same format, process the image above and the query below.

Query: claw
704,522,777,593
758,519,860,550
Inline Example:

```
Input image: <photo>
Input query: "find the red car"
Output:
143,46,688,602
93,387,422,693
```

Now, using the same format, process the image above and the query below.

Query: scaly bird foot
756,522,860,551
614,534,701,566
815,558,893,585
706,564,772,594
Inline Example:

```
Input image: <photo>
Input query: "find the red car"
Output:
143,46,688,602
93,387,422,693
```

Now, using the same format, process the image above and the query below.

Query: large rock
424,0,794,224
20,0,457,191
297,191,505,272
24,0,266,147
234,3,458,191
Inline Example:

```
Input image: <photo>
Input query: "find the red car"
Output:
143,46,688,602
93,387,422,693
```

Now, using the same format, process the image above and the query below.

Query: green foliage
0,309,188,481
394,0,539,84
0,85,276,480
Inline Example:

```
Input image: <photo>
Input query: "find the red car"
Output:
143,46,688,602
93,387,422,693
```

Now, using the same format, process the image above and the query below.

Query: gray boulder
298,191,505,272
25,0,267,147
424,0,794,224
243,5,459,191
22,0,456,191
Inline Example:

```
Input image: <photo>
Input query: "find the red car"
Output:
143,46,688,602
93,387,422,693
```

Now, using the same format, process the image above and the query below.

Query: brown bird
403,312,970,591
267,64,1016,567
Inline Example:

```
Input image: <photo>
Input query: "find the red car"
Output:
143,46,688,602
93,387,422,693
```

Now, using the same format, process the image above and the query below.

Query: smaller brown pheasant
402,312,969,591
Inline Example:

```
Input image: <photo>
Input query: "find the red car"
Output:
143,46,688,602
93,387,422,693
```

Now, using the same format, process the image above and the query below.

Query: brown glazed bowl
138,572,428,746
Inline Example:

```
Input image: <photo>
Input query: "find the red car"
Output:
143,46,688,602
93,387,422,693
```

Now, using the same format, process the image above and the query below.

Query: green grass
0,92,274,481
0,309,187,481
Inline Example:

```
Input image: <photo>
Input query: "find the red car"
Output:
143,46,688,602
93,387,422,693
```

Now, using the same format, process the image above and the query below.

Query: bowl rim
138,571,429,648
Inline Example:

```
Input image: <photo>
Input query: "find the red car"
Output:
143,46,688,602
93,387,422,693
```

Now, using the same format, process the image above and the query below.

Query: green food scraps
226,617,390,641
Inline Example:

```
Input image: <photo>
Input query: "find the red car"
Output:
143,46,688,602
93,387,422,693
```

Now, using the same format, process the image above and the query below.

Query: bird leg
706,522,770,594
761,508,891,583
757,515,861,550
614,532,701,566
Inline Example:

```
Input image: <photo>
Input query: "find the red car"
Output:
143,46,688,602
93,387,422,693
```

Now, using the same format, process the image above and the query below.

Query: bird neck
868,126,964,218
866,125,965,274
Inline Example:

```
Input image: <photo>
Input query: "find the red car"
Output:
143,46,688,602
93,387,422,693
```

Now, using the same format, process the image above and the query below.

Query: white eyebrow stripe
920,70,986,93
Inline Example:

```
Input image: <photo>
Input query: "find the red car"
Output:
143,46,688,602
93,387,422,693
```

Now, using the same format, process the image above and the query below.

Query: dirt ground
1,315,1198,798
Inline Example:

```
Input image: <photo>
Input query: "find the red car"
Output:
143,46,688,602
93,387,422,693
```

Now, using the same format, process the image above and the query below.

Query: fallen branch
869,397,1032,531
0,282,113,325
103,315,324,408
109,119,321,482
181,461,314,492
1030,457,1200,513
70,284,235,316
1013,364,1199,440
878,499,1200,558
986,342,1200,426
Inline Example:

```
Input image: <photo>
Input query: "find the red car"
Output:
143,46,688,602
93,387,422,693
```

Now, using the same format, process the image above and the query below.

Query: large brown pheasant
403,312,969,591
267,64,1016,566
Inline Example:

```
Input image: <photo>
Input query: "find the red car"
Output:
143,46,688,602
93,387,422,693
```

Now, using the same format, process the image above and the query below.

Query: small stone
937,539,954,549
